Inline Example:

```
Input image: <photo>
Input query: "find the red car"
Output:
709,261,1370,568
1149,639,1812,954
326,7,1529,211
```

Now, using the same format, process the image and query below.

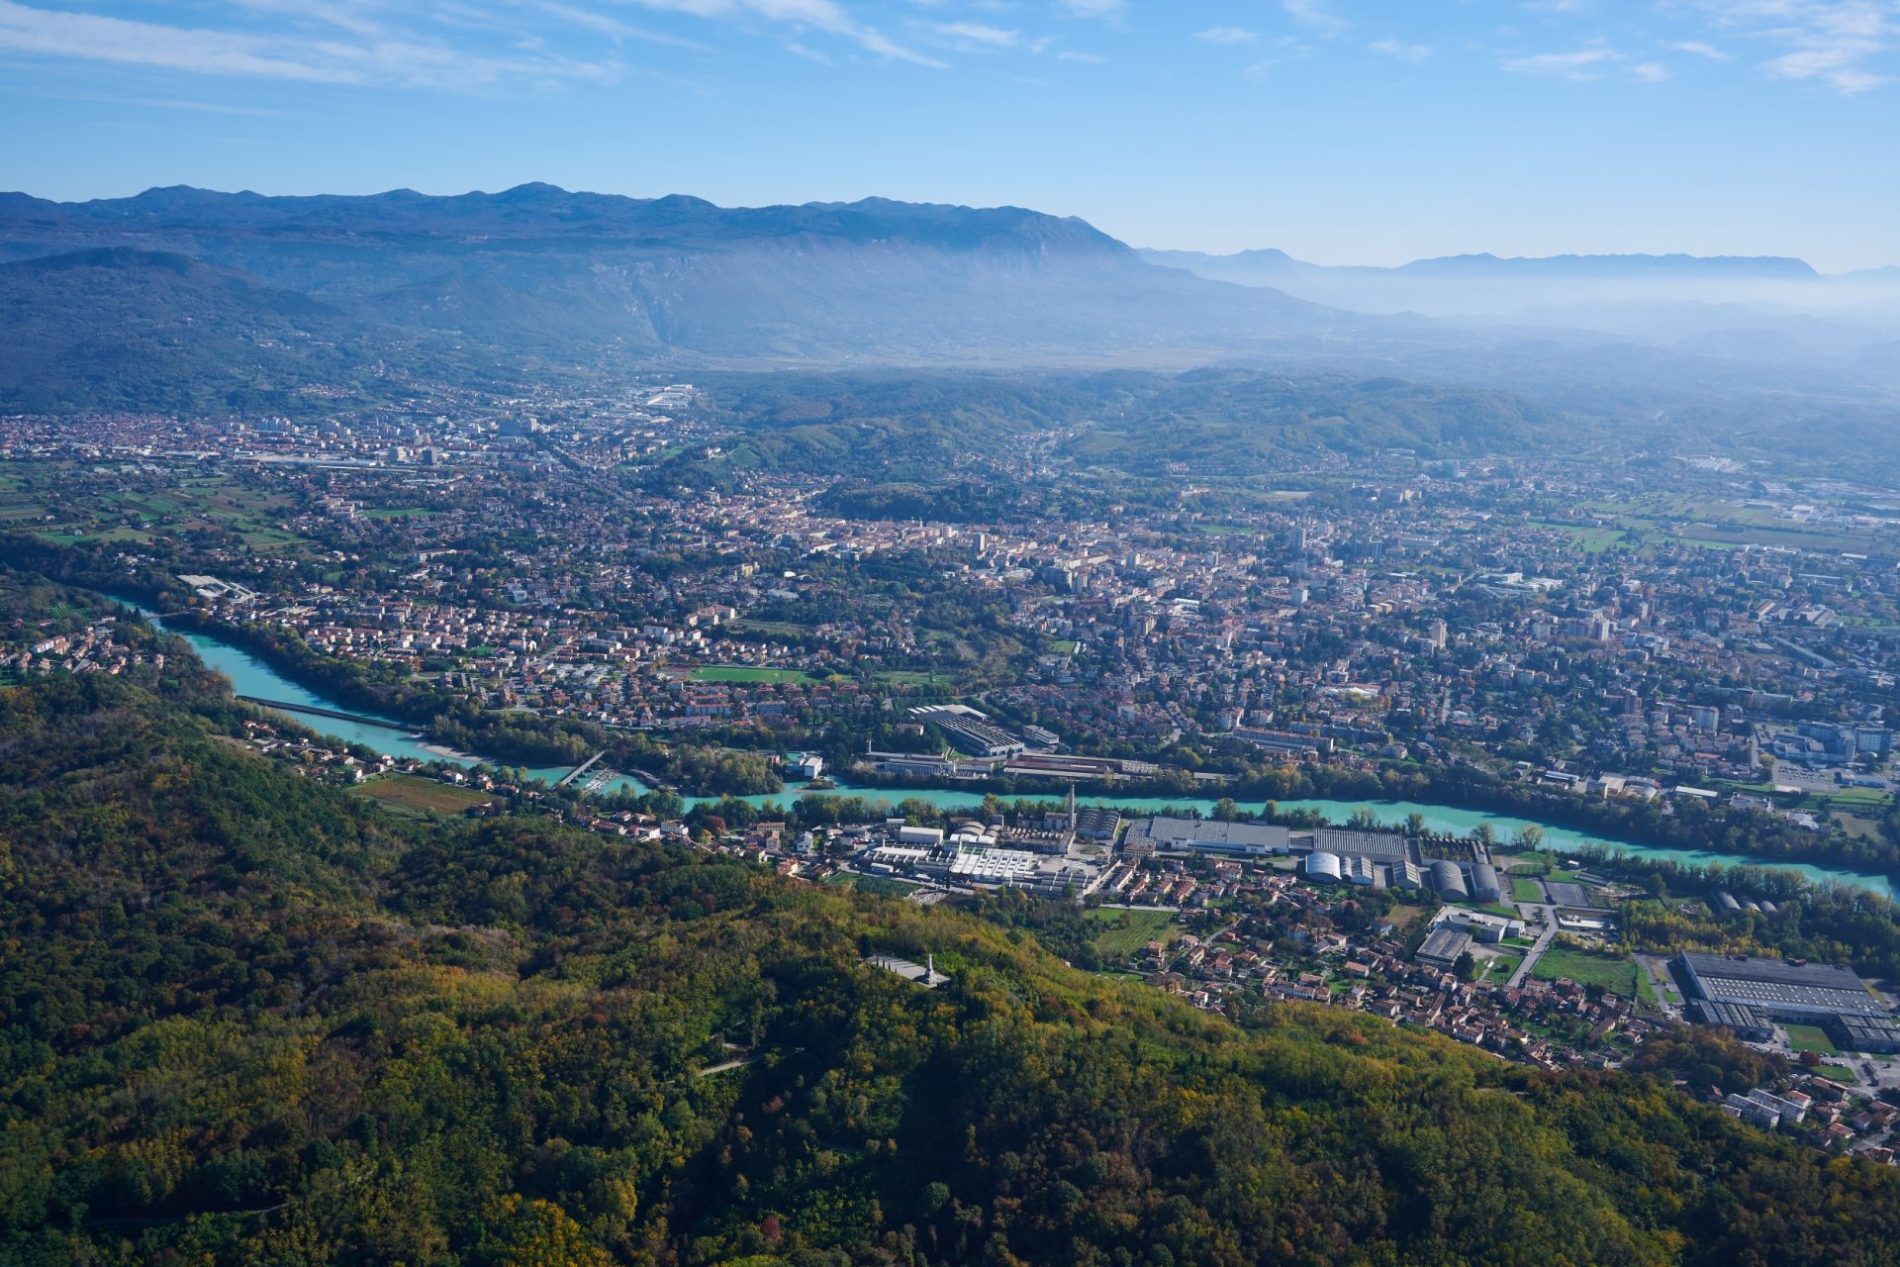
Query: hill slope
0,248,380,412
0,186,1355,372
2,600,1899,1265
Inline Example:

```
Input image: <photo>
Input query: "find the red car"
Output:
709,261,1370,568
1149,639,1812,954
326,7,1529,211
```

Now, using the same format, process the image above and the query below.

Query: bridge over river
237,695,409,730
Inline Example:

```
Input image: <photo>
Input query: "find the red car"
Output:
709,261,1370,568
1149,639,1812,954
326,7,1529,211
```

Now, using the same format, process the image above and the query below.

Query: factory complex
1679,952,1900,1053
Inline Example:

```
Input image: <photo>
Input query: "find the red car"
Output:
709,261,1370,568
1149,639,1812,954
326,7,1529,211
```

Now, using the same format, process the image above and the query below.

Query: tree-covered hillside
3,670,1900,1266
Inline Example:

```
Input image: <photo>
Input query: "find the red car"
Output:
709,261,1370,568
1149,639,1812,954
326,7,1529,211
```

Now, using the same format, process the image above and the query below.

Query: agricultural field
351,773,493,816
1530,946,1639,998
1085,907,1182,960
689,665,818,685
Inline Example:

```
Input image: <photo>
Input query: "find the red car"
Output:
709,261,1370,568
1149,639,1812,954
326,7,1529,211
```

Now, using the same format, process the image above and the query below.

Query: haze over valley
7,3,1900,1264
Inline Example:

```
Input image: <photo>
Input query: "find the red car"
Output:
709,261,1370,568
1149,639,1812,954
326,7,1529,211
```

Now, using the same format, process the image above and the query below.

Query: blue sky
1,0,1897,270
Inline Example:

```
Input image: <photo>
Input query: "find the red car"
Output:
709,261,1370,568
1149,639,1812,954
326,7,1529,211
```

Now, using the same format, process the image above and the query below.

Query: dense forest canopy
3,665,1900,1266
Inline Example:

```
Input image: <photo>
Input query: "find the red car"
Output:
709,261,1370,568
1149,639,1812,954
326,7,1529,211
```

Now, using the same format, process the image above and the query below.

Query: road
1507,904,1559,989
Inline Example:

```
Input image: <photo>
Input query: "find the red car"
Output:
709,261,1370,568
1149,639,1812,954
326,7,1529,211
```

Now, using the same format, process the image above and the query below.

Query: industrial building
1429,860,1469,900
1311,827,1413,865
1677,952,1886,1020
911,705,1026,758
1304,851,1342,883
1689,1000,1774,1042
1417,926,1473,970
1468,863,1503,904
1124,816,1293,858
1824,1013,1900,1054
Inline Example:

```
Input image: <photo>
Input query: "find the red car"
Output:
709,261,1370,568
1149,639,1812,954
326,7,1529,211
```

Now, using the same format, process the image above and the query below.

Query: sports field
689,665,818,685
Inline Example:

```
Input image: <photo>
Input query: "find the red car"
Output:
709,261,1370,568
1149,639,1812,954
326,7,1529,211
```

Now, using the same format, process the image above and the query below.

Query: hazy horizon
2,1,1897,271
6,179,1896,278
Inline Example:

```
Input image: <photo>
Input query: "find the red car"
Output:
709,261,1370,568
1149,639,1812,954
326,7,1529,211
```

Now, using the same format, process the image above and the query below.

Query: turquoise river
142,607,1895,900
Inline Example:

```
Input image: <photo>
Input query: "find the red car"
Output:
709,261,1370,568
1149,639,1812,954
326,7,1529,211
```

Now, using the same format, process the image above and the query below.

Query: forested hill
5,669,1900,1265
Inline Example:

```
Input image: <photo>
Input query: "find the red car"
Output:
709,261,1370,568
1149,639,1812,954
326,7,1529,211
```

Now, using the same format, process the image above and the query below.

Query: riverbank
113,598,1899,899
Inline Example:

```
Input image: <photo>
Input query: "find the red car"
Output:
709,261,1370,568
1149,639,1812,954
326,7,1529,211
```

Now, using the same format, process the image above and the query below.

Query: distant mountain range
1138,245,1900,339
1,185,1896,441
1142,246,1827,283
0,185,1370,393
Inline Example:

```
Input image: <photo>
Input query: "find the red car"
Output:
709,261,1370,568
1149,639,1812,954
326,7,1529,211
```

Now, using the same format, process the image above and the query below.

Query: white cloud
1501,46,1618,79
1195,25,1257,45
1282,0,1347,36
1370,37,1432,63
930,21,1021,48
0,1,386,83
1670,39,1730,60
1058,0,1125,22
1631,59,1670,80
535,1,704,46
614,0,941,65
1056,48,1103,62
1671,0,1897,94
0,0,941,86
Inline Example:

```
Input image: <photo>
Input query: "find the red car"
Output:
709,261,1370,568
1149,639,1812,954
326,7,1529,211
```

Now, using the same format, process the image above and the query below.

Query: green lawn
1085,908,1181,959
1512,878,1546,903
874,670,954,688
1785,1024,1841,1056
1530,947,1639,998
689,665,818,685
351,773,493,816
1815,1063,1858,1082
1478,953,1521,984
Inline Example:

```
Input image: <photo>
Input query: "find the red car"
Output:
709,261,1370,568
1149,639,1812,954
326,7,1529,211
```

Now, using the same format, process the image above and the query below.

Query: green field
1530,947,1639,997
1085,908,1181,959
1785,1023,1841,1056
351,773,493,816
1512,878,1546,903
1496,850,1553,876
688,665,818,685
731,619,810,639
874,670,954,688
1478,953,1521,984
